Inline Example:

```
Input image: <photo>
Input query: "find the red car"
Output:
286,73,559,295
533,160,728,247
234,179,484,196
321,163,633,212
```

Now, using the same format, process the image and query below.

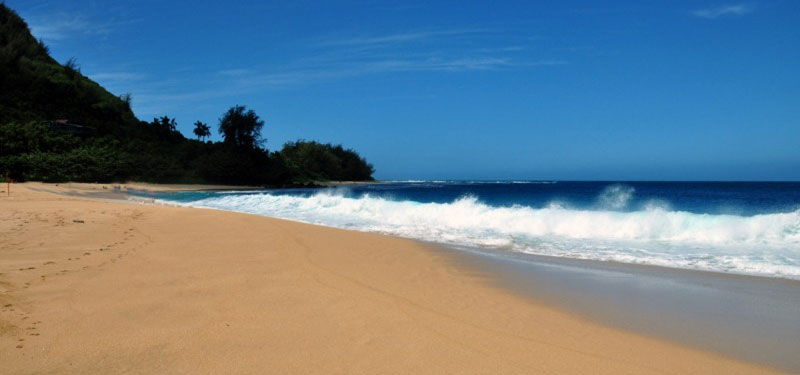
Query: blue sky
8,0,800,180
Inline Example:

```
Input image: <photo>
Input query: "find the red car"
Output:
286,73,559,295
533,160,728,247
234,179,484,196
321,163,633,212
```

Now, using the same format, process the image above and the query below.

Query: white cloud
315,29,489,49
27,13,112,41
25,10,140,43
217,69,252,77
476,45,527,53
123,29,565,117
362,57,512,72
692,4,754,19
89,72,145,83
128,55,561,117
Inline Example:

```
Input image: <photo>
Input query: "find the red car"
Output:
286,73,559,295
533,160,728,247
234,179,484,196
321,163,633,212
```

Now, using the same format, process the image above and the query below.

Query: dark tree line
0,4,374,185
0,106,374,185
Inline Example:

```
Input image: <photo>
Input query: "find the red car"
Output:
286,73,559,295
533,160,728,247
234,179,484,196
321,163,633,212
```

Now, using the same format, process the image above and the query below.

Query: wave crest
163,191,800,278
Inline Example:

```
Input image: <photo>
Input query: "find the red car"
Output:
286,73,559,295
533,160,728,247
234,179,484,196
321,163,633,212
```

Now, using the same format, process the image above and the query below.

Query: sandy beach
0,183,778,374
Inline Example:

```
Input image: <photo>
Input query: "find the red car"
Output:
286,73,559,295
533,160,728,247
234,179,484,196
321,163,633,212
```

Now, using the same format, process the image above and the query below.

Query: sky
8,0,800,180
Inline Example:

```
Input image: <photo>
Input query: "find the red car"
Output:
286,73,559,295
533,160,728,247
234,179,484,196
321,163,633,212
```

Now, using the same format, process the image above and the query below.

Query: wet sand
0,183,778,374
443,245,800,371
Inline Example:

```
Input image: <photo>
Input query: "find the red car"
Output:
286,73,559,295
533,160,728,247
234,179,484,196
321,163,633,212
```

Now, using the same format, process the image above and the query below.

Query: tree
151,116,177,132
119,93,132,110
279,140,374,183
193,121,211,141
218,105,264,149
64,57,79,71
150,116,177,135
146,116,182,142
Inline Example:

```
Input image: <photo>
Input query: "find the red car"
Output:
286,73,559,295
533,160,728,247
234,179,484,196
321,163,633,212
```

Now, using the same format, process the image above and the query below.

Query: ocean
145,181,800,279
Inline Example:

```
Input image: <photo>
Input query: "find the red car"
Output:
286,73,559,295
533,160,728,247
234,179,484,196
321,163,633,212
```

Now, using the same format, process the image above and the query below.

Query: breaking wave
159,190,800,279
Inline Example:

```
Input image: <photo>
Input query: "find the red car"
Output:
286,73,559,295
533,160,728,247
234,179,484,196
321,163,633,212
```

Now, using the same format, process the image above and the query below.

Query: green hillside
0,5,138,132
0,4,373,184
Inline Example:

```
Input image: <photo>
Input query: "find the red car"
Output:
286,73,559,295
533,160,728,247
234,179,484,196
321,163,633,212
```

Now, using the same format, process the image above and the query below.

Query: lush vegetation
0,4,373,185
281,141,375,184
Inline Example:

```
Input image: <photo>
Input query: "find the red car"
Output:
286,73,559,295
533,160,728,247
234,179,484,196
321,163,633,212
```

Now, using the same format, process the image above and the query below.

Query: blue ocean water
145,181,800,279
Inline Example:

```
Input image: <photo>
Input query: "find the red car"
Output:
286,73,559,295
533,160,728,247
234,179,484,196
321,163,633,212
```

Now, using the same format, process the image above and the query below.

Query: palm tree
193,121,211,141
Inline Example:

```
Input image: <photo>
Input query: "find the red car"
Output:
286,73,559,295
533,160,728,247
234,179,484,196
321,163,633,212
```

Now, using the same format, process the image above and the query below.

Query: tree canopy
193,121,211,141
218,105,264,149
280,141,375,183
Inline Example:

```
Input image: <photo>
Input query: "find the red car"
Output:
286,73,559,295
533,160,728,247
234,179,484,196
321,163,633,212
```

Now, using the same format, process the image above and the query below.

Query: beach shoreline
438,244,800,371
0,183,782,374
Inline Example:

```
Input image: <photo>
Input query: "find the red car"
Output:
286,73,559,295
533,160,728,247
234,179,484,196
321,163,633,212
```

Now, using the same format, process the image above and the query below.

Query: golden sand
0,183,772,374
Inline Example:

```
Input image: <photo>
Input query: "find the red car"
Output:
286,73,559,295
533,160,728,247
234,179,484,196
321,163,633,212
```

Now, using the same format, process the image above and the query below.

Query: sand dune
0,183,773,374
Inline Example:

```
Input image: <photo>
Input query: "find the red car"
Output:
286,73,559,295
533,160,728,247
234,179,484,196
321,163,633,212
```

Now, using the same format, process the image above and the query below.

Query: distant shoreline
19,180,386,194
315,180,387,187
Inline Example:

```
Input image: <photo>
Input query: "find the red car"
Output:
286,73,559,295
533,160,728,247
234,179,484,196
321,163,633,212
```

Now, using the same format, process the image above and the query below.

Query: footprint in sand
43,261,55,265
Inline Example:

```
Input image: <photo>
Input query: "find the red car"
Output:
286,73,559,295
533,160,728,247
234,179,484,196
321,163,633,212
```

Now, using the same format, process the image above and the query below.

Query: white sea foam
386,180,557,184
161,191,800,279
597,184,635,209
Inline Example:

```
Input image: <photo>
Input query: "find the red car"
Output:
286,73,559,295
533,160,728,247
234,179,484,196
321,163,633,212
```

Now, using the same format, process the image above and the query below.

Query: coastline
0,183,780,374
439,244,800,371
29,181,267,192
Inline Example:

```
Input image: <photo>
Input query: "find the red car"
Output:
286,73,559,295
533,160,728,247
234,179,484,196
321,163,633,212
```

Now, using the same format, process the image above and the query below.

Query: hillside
0,4,373,184
0,5,138,133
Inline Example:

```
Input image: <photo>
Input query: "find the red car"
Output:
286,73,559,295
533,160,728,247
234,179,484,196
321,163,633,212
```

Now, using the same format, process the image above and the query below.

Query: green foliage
0,5,139,133
146,116,183,142
218,105,264,149
0,121,124,181
280,141,374,184
0,4,374,185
